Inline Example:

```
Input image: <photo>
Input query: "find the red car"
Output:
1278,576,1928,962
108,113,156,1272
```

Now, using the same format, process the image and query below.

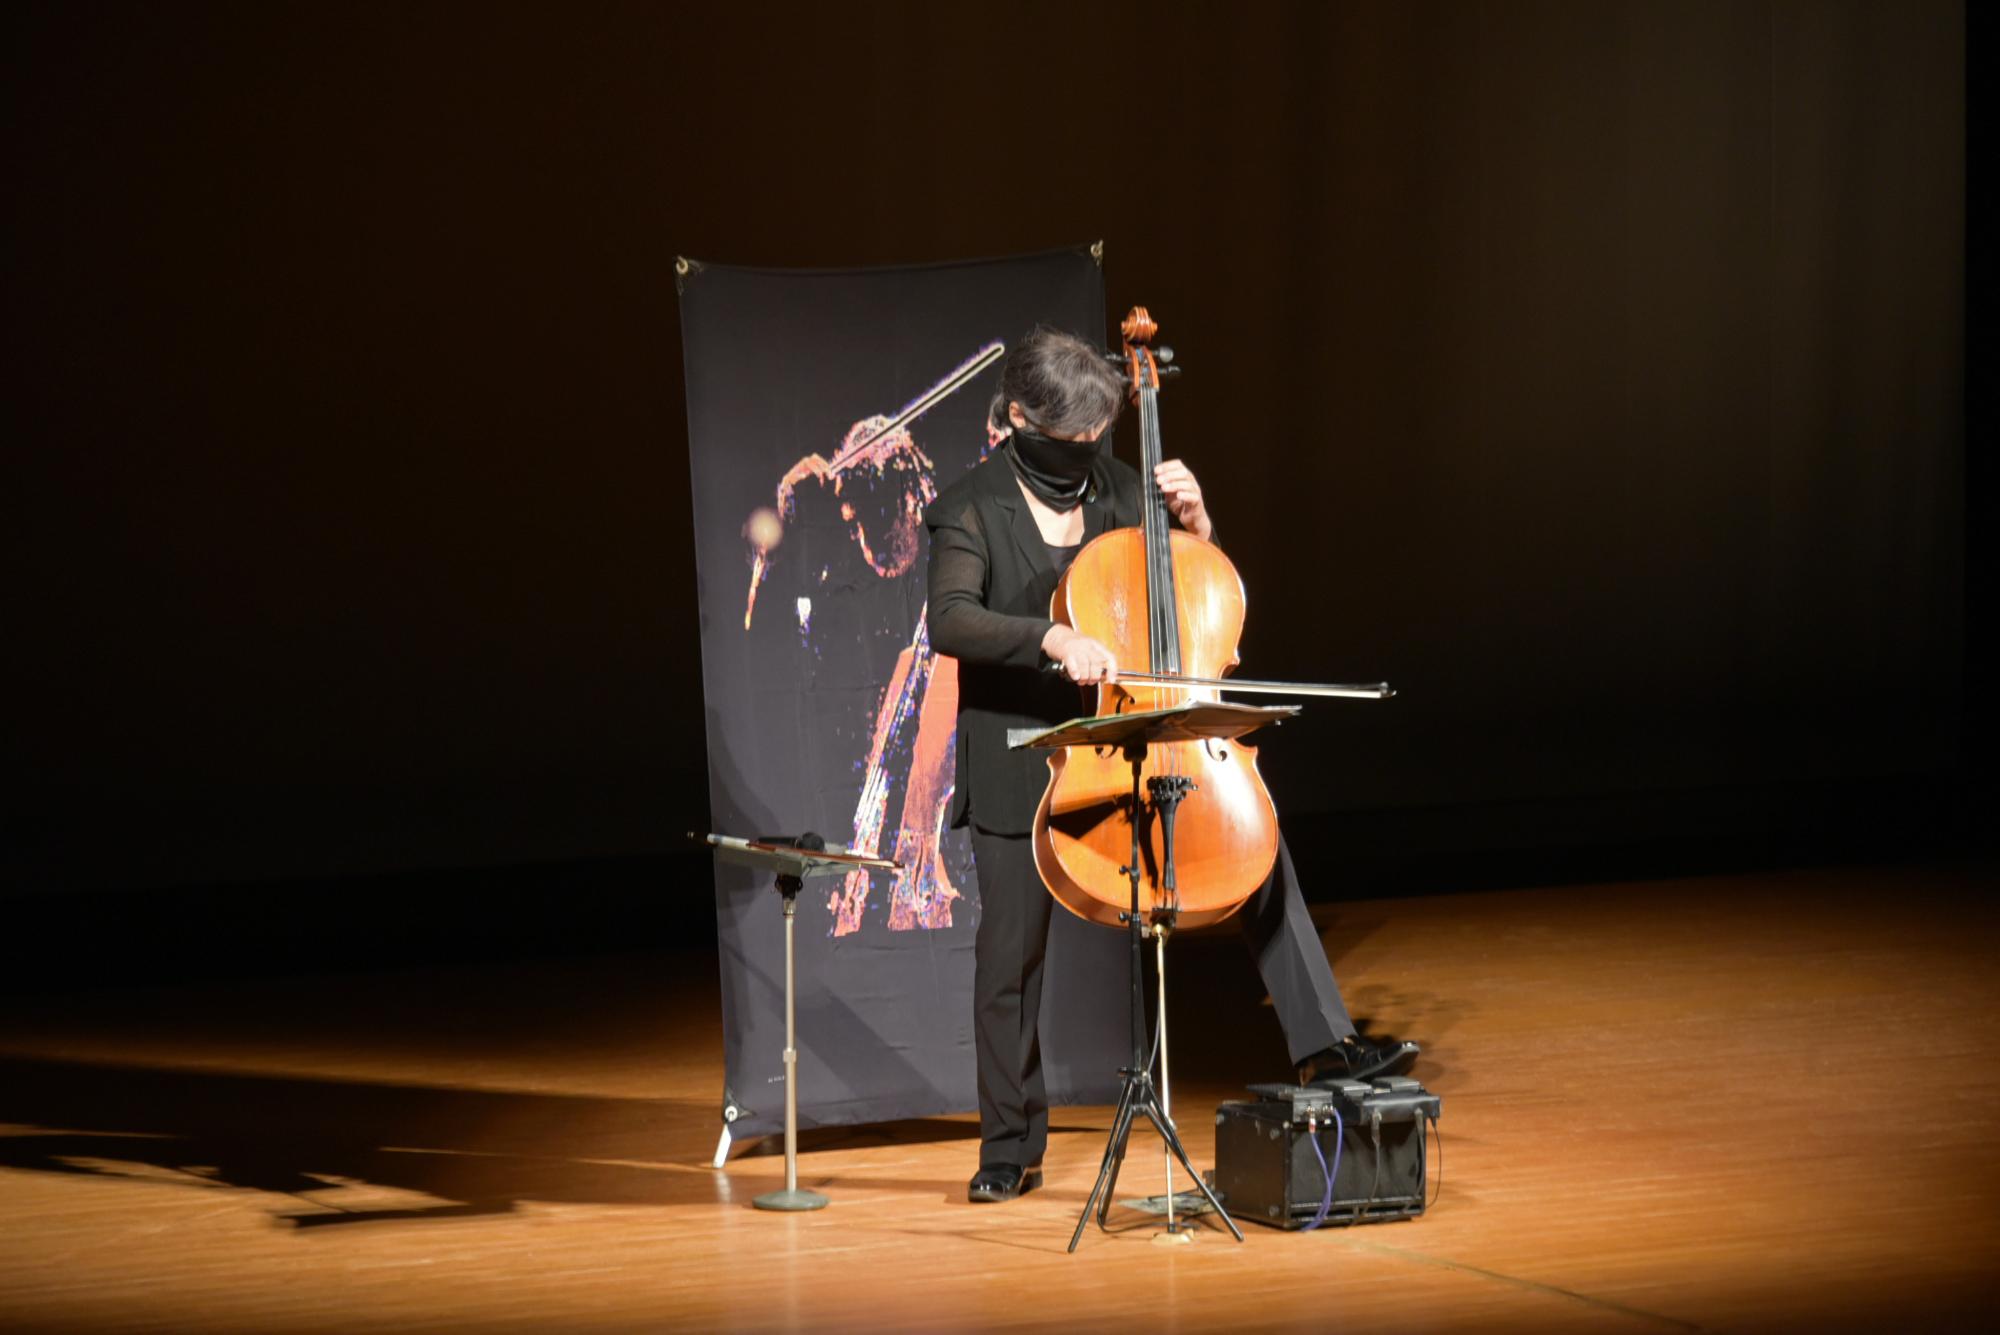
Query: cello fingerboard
1135,379,1183,679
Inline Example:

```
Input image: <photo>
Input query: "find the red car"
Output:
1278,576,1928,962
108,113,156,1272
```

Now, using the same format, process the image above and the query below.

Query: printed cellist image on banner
677,249,1127,1145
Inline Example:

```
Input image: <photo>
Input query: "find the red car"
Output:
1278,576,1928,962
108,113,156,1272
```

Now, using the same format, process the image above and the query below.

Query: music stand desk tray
702,836,900,880
1008,701,1298,751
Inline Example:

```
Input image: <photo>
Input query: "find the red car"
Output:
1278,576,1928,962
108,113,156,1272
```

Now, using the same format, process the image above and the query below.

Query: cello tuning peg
1154,346,1174,364
1158,363,1184,379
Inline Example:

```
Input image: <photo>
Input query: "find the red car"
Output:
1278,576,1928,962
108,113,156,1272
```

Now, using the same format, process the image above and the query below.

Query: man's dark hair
988,325,1128,437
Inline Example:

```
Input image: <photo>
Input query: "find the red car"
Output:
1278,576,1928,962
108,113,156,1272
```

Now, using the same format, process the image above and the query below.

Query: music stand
1012,701,1295,1249
698,833,901,1211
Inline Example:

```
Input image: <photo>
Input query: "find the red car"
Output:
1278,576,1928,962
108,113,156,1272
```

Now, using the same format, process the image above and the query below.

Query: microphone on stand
754,832,827,852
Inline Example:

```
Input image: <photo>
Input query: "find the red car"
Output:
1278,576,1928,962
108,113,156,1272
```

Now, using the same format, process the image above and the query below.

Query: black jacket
924,449,1144,835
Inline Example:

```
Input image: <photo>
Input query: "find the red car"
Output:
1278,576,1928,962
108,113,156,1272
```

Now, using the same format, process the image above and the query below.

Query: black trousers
969,828,1355,1169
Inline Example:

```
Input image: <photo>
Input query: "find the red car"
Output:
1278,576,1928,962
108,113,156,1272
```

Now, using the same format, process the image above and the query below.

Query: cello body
1029,310,1280,929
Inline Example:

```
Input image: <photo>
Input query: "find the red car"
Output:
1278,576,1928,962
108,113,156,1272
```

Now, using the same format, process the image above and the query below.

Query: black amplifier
1210,1077,1440,1230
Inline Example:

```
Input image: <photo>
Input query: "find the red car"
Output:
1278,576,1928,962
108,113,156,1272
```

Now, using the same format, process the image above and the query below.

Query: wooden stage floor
2,862,1996,1333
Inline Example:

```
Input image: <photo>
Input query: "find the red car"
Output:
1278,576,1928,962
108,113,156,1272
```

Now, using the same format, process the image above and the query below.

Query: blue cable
1302,1107,1343,1230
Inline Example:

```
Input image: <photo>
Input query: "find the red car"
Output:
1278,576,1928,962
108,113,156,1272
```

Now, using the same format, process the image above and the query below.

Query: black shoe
1298,1035,1420,1086
968,1163,1042,1202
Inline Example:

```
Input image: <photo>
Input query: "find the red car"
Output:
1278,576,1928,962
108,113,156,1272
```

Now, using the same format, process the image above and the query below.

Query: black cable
1425,1113,1443,1211
1347,1113,1384,1227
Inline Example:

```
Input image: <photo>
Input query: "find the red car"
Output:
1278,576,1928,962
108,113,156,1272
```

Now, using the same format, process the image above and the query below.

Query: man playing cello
924,325,1417,1203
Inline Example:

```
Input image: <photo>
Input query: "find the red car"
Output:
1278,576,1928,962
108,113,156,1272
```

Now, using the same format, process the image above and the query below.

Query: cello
1030,307,1281,930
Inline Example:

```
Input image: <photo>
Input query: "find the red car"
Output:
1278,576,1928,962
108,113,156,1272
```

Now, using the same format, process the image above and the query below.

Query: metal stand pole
1156,924,1180,1240
754,877,828,1212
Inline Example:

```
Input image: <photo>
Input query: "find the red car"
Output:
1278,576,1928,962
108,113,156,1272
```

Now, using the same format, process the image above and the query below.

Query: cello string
1139,380,1168,780
1160,385,1169,676
1144,376,1185,784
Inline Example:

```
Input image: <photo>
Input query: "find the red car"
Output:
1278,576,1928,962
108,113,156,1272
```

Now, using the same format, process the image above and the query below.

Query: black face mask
1006,423,1102,513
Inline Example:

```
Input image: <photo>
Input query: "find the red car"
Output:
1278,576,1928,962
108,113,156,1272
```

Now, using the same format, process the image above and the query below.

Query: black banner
679,249,1126,1139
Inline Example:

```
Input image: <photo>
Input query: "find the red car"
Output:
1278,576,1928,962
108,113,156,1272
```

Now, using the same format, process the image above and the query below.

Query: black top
1043,540,1083,577
925,450,1145,834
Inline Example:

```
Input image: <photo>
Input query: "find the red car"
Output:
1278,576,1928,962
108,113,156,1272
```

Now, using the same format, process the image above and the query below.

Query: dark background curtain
2,3,1979,950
